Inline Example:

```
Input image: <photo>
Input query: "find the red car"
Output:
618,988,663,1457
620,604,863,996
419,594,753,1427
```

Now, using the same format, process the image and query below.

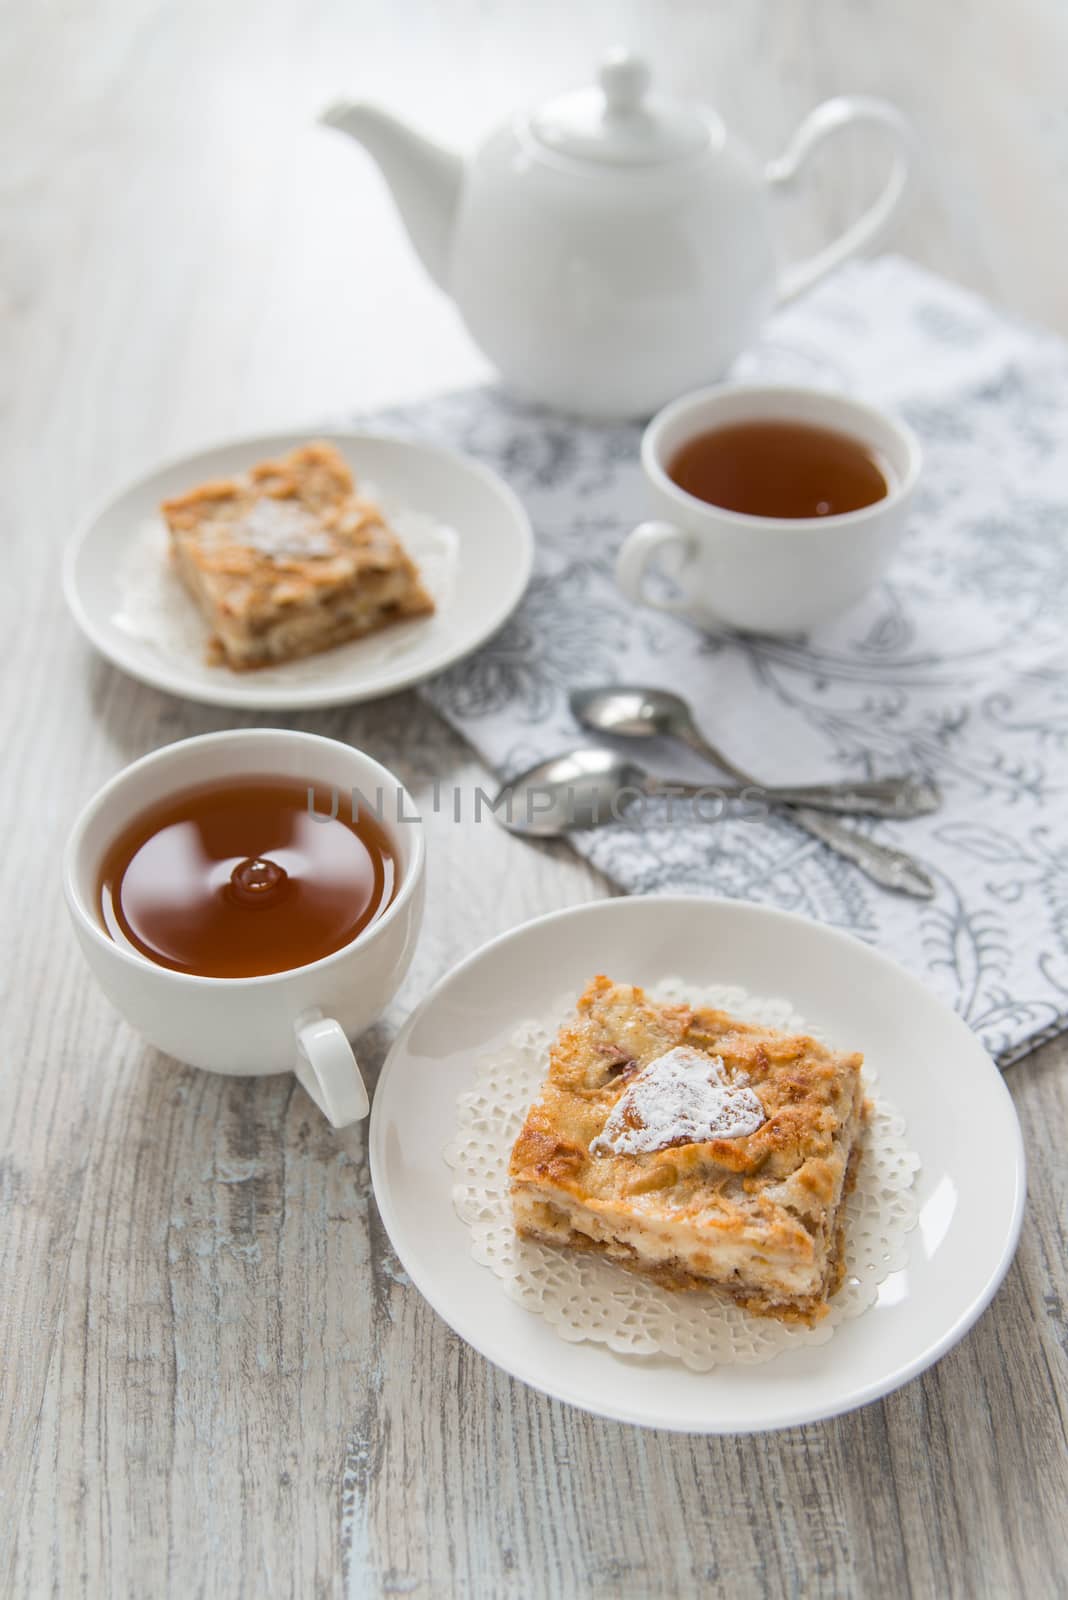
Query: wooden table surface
3,1,1067,1595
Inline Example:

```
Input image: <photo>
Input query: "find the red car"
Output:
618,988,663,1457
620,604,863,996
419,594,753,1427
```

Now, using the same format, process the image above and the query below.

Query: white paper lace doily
444,979,921,1372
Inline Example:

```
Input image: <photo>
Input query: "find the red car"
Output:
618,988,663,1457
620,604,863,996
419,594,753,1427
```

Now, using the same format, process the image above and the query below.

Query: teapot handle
767,96,915,304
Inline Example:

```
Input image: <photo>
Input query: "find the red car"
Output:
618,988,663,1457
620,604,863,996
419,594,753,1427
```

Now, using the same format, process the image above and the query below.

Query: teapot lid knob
529,48,713,167
599,49,651,116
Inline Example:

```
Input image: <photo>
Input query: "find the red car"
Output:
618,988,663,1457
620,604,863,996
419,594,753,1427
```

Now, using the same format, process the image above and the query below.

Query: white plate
63,430,533,709
369,895,1025,1433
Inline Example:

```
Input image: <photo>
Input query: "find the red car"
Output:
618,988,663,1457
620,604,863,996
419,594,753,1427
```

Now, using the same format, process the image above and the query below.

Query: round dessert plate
369,895,1026,1433
63,430,533,709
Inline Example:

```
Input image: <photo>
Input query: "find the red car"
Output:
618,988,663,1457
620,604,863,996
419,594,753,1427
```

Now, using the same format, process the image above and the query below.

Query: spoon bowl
494,749,651,836
570,685,692,741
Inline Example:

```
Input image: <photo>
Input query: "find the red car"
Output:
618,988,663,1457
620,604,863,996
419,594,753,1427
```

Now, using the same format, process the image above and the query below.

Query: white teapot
322,50,913,419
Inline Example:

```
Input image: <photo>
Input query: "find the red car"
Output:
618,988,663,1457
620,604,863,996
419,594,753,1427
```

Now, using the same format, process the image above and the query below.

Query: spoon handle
673,724,937,889
646,771,936,897
641,775,935,818
783,807,936,898
677,724,938,816
674,723,755,788
755,776,941,818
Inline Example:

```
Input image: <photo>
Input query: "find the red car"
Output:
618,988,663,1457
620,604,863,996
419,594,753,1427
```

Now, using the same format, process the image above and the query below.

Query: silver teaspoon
496,747,931,827
571,686,941,819
493,749,902,834
566,689,937,901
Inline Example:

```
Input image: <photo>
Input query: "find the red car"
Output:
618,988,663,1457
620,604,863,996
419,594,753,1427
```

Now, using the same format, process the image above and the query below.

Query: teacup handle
294,1012,370,1128
767,96,915,304
616,520,698,616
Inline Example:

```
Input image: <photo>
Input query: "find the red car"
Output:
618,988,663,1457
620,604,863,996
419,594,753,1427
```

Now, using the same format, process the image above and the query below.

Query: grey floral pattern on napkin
363,257,1068,1066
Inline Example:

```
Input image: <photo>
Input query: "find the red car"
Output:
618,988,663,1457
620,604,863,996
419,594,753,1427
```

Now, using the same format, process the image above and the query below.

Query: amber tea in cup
97,777,397,978
668,418,890,520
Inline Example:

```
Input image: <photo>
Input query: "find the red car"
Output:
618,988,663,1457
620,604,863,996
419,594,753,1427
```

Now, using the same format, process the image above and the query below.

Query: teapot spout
320,102,463,291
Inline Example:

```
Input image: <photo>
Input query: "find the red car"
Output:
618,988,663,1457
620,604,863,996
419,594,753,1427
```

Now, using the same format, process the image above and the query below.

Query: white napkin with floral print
364,256,1068,1065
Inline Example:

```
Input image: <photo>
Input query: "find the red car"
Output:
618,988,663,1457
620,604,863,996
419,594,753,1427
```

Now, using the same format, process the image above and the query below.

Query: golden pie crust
161,441,434,670
509,975,868,1325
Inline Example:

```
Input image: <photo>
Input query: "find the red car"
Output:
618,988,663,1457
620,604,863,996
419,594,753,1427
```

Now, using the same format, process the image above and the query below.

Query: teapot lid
529,50,712,166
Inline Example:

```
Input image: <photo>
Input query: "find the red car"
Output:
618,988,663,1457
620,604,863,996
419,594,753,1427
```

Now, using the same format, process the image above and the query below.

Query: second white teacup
616,383,922,635
63,729,426,1128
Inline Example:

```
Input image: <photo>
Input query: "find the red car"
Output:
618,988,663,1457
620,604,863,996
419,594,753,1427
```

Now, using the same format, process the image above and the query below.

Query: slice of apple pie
509,975,867,1325
162,441,434,670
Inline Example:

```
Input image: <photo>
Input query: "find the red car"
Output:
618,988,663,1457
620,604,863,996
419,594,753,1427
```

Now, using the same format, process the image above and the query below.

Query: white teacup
63,729,426,1128
616,383,922,635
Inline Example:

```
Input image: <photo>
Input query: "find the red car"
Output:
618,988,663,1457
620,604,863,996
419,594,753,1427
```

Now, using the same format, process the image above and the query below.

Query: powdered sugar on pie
589,1045,766,1155
230,497,337,559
